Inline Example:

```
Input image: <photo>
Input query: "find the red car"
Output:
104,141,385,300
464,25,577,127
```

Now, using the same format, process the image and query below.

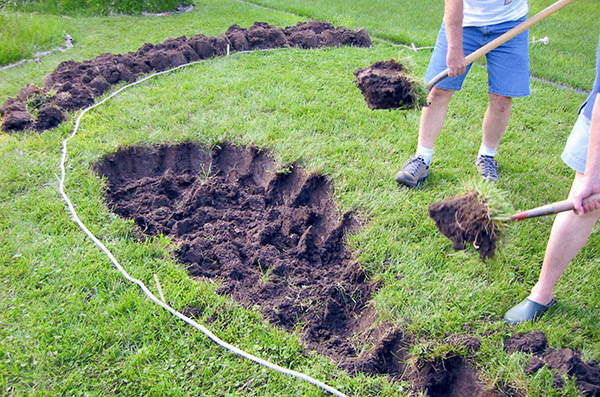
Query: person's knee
427,87,454,104
489,93,511,105
489,94,512,113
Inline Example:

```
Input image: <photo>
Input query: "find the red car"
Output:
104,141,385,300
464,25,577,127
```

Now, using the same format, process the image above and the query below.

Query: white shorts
561,112,591,174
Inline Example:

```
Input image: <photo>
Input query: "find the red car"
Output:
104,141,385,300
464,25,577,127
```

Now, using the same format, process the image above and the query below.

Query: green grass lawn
0,11,67,66
1,0,600,395
4,0,194,17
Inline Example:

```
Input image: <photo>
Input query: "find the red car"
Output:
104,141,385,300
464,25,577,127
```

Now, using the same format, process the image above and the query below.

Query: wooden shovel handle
510,193,600,221
426,0,577,91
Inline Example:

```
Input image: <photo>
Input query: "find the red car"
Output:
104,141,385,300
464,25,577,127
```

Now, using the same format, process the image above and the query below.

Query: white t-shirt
463,0,529,27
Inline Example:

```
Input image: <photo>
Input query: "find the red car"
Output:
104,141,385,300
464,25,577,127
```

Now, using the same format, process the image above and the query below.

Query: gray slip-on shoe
504,298,556,325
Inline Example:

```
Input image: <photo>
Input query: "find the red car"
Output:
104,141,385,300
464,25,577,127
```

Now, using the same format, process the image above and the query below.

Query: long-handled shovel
426,0,577,91
428,191,600,261
500,193,600,221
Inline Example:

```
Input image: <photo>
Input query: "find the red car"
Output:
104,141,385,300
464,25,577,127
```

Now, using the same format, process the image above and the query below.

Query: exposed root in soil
1,20,371,133
94,142,494,395
428,191,499,261
354,59,427,110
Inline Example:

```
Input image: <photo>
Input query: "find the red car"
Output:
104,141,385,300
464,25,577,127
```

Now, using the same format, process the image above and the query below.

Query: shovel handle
426,0,577,91
510,193,600,221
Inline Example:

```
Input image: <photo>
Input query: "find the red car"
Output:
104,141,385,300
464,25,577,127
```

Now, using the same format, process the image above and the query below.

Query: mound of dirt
428,191,498,261
95,142,494,395
354,59,424,110
1,20,372,133
505,331,600,395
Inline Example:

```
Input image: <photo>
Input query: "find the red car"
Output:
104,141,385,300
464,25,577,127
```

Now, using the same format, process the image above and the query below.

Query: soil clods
428,191,499,261
1,20,372,133
354,59,425,110
505,331,600,395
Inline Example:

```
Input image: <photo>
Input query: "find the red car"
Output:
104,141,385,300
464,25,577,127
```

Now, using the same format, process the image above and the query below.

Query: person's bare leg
481,93,512,149
529,173,600,305
417,87,455,148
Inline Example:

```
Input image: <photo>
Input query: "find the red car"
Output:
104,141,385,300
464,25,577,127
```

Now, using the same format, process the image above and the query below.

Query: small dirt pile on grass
505,331,600,395
1,20,372,133
428,191,498,261
95,142,494,395
354,59,426,110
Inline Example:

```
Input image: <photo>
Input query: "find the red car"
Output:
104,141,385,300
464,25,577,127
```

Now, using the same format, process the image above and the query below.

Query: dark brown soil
504,331,548,355
94,142,494,395
1,20,372,133
414,355,499,397
354,59,423,110
428,191,498,261
505,332,600,395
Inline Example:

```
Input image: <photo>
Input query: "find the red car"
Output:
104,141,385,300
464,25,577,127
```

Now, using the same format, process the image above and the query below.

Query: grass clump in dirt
354,59,428,111
428,180,514,261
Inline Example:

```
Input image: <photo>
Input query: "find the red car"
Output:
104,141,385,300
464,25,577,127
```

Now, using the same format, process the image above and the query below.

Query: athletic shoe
395,157,429,187
475,155,498,182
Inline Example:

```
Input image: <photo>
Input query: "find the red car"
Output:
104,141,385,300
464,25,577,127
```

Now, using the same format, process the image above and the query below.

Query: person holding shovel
396,0,530,187
504,31,600,324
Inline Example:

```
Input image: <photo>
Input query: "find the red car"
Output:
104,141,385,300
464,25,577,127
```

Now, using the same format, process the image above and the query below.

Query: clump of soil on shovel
354,59,425,110
1,20,372,133
428,191,498,261
95,142,494,395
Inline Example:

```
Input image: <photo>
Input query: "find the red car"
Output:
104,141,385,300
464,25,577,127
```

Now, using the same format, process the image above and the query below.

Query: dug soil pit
1,20,371,133
94,142,494,395
354,59,425,110
428,191,498,261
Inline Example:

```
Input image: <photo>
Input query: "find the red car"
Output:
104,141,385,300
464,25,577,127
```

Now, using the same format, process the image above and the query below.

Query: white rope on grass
58,56,347,397
1,34,74,71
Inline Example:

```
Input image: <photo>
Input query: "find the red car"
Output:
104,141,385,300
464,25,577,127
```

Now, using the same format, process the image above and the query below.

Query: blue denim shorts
426,17,530,97
561,112,591,174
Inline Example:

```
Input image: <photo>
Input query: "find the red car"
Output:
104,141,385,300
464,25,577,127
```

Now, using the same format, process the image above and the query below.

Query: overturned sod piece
354,59,427,110
428,191,499,261
429,189,600,261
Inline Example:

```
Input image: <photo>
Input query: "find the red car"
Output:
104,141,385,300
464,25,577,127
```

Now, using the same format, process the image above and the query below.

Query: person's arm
445,0,466,77
572,93,600,214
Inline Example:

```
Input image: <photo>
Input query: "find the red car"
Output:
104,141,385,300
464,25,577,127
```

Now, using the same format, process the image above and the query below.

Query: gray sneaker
395,157,429,187
475,155,498,182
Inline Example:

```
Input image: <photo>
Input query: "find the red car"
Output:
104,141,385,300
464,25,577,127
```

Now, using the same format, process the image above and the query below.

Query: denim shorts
426,16,530,97
561,112,591,174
